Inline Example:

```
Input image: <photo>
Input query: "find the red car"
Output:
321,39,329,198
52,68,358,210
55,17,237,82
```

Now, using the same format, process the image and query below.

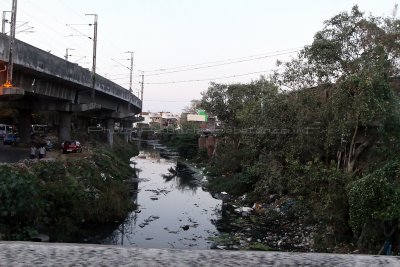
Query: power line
144,100,193,102
111,58,130,70
143,47,301,74
143,50,299,77
15,0,86,57
144,69,275,85
104,73,131,78
65,24,92,40
58,0,137,72
105,48,299,81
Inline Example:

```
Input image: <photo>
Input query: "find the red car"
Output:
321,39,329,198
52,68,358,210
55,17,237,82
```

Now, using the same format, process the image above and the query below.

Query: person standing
30,144,37,159
39,144,46,159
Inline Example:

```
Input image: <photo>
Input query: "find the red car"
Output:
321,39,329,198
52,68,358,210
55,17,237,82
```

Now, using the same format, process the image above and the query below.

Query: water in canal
100,144,222,249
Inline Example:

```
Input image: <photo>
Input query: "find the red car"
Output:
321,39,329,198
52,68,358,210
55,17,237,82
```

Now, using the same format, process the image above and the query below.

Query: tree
199,77,278,149
197,6,400,253
182,99,201,113
276,5,400,173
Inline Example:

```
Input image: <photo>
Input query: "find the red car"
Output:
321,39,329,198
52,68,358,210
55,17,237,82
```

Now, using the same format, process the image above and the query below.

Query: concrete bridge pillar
17,109,32,145
76,117,90,133
59,111,72,142
106,118,114,146
123,121,131,143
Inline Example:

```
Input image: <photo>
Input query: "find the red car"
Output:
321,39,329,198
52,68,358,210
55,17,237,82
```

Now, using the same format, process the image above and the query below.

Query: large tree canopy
273,5,400,173
198,6,400,253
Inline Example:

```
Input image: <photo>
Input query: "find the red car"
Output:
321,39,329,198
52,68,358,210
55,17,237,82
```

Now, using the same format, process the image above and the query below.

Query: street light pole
125,51,134,92
85,13,98,102
65,48,75,61
2,11,11,34
4,0,17,87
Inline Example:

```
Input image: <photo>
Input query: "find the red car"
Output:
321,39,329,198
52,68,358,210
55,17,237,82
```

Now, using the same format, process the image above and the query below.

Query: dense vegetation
159,130,199,159
199,6,400,254
0,139,137,241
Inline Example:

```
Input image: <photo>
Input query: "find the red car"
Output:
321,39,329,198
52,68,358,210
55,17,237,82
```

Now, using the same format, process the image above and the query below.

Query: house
161,112,178,127
180,110,217,130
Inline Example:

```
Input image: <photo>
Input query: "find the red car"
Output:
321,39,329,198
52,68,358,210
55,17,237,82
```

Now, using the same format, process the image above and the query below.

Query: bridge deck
0,242,398,266
0,34,141,112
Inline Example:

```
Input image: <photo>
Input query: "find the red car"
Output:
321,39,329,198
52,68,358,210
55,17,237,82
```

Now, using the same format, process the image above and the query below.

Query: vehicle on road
3,133,19,145
31,124,49,137
0,124,13,139
62,140,82,153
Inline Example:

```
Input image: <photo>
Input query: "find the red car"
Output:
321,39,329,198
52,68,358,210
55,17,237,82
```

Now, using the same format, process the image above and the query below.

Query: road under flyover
0,242,398,266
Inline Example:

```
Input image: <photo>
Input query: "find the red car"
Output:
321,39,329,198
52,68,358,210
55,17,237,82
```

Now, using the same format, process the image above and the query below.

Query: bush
160,132,199,159
207,171,256,196
0,166,41,239
347,160,400,235
0,142,137,241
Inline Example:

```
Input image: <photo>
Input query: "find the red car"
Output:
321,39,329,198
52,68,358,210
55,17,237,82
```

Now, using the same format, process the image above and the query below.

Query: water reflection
161,162,202,192
99,146,222,249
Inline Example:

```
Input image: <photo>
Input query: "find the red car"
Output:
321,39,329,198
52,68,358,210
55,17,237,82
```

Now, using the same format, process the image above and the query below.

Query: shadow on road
0,143,29,163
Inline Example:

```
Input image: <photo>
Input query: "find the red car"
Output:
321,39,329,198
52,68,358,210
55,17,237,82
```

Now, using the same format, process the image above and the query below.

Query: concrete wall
0,242,398,266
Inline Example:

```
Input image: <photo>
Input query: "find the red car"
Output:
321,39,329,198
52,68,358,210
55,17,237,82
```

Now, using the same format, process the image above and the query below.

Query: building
180,110,217,130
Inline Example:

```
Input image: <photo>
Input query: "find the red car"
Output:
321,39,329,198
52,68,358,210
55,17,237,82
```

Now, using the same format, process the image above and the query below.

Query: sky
0,0,398,113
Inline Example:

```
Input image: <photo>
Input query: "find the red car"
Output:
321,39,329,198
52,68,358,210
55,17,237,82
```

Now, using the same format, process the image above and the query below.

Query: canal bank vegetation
0,136,138,241
158,129,204,160
198,6,400,254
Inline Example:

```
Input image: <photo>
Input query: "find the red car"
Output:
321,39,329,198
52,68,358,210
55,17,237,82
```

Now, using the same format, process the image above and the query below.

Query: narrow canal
100,143,222,249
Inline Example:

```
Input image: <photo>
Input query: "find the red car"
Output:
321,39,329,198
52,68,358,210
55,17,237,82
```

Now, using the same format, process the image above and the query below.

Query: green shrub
347,160,400,235
0,141,137,241
0,166,41,239
207,171,256,196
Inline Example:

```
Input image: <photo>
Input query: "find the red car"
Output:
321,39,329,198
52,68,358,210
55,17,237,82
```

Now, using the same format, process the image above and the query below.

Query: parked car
0,124,13,139
3,133,19,145
61,140,82,153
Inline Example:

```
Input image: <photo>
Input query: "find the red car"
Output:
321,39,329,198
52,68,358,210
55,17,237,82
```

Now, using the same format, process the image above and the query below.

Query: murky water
100,146,222,249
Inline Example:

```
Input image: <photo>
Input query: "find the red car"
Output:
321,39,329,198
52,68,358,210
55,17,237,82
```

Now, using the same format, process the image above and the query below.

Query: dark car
3,133,19,145
62,140,82,153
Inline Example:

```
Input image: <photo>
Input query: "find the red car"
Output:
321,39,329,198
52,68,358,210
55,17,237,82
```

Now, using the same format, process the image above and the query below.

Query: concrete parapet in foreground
0,242,399,266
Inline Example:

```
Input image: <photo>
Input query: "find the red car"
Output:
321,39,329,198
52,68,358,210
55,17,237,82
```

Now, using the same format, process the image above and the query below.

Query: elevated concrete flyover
0,33,142,144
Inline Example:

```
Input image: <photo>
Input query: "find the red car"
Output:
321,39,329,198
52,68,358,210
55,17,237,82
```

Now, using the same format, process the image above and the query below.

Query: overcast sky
0,0,398,113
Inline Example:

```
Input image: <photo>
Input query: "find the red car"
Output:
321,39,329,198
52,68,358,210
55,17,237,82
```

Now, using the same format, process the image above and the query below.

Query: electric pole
85,13,98,102
140,72,144,103
65,48,75,61
4,0,17,87
2,11,11,34
125,51,134,92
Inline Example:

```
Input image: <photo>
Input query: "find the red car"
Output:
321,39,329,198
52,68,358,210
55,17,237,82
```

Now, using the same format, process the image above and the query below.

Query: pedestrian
39,144,46,159
30,144,36,159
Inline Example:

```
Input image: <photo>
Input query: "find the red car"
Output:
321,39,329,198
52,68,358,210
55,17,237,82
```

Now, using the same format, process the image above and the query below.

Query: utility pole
65,48,75,61
4,0,17,87
85,13,98,102
140,72,144,103
2,11,11,34
125,51,134,92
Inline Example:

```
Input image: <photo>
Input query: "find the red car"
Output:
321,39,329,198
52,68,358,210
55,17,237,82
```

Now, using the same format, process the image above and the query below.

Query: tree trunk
346,125,358,172
345,125,369,173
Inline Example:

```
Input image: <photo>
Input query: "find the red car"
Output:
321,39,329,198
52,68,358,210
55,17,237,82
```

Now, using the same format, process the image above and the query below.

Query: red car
62,140,82,153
